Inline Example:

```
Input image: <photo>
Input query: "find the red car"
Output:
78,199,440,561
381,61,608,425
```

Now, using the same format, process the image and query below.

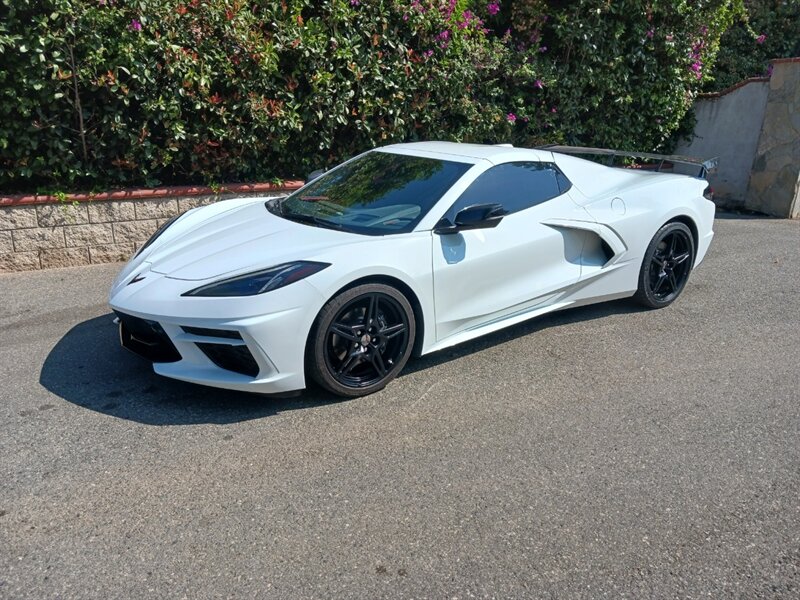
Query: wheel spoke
668,271,678,292
371,351,387,376
380,322,406,339
652,256,665,268
653,273,667,293
673,251,690,264
337,352,360,375
366,294,378,324
330,323,360,342
668,234,677,255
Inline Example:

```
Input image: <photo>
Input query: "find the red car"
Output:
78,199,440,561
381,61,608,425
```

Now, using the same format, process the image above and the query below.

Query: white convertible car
109,142,716,397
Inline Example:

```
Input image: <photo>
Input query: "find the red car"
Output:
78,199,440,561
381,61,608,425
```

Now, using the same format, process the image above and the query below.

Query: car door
432,161,588,341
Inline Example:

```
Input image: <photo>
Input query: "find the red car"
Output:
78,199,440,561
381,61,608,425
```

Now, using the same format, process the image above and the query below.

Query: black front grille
115,310,181,363
196,343,259,377
181,326,242,340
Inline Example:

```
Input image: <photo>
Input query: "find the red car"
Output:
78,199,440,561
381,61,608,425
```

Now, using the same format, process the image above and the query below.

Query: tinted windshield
277,151,472,235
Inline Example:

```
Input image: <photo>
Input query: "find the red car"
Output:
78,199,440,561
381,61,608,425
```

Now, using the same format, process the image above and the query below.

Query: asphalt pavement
1,213,798,598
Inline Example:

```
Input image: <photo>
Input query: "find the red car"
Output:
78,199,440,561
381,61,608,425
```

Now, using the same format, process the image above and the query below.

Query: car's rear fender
582,176,713,267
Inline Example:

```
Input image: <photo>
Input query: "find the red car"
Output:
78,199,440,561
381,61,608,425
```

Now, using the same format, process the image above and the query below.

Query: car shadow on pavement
41,299,646,426
404,298,647,376
714,210,776,220
39,313,339,426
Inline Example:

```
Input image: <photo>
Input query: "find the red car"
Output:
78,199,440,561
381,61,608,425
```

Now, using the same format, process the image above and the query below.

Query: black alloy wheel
634,221,695,308
308,284,416,397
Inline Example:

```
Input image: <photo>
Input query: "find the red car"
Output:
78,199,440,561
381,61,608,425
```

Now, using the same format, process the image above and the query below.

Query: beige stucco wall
674,80,770,205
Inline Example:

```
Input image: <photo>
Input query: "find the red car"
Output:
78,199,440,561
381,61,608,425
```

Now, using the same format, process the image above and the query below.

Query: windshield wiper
283,212,344,231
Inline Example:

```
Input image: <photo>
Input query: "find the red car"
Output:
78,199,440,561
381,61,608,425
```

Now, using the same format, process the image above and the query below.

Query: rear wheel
633,221,695,309
307,284,415,397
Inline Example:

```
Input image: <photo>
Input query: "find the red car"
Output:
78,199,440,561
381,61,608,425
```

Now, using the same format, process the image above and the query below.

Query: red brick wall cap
697,57,799,99
0,181,304,207
698,77,770,99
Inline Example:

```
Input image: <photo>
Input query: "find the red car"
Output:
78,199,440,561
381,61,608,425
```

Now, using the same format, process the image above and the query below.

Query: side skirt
420,289,637,357
421,300,574,355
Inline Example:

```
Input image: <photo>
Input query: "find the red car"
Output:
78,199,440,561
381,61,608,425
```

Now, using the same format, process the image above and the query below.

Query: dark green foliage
0,0,745,192
705,0,800,91
501,0,744,150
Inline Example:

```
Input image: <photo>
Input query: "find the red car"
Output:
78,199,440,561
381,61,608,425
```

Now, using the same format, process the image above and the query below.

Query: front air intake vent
196,343,259,377
115,310,181,363
181,326,242,340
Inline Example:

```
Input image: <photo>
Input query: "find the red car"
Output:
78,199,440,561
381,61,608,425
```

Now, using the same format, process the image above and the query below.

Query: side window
555,167,572,194
446,161,571,220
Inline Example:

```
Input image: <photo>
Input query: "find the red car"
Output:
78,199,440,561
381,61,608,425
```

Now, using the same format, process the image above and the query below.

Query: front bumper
109,269,325,394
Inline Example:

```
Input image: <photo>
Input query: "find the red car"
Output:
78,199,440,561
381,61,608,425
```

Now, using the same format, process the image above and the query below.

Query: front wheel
633,221,695,309
307,284,416,397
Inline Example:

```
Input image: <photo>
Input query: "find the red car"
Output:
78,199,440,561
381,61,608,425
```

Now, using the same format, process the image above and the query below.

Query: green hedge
0,0,743,192
704,0,800,92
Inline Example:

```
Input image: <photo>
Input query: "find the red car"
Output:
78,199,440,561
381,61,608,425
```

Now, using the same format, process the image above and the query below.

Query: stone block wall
746,58,800,218
0,183,301,273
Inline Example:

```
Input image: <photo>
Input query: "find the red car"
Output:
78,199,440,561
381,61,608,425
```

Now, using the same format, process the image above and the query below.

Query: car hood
146,201,361,281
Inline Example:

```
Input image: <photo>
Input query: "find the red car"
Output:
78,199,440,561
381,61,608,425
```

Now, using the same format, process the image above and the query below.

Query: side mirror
307,168,326,182
434,203,508,235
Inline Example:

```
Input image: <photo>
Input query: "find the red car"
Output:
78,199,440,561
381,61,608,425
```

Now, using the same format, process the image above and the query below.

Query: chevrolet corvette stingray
109,142,716,397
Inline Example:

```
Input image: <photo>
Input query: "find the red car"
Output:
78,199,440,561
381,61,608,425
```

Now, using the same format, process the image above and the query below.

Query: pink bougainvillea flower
646,29,654,39
506,112,517,122
441,0,457,19
538,46,547,52
487,2,500,16
756,34,767,44
551,107,557,113
129,18,142,31
350,0,360,5
534,79,543,89
423,49,434,58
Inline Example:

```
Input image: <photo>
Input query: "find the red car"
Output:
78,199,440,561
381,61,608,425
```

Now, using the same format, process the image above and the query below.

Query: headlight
182,261,331,297
135,215,180,257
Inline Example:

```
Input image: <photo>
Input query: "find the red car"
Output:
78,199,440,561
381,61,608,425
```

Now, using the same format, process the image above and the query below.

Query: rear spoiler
537,144,718,179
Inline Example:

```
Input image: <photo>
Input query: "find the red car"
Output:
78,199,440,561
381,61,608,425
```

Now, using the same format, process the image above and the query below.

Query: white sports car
109,142,716,397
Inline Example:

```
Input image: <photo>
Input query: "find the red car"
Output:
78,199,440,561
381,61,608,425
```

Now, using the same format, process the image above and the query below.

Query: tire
307,283,416,397
633,221,695,309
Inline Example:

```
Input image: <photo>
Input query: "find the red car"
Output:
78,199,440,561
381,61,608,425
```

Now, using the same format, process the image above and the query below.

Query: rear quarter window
446,161,570,219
